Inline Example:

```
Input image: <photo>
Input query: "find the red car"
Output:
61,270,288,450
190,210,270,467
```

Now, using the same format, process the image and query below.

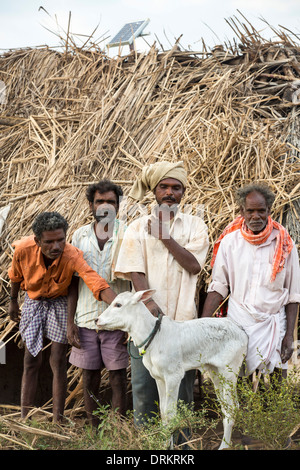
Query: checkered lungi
19,294,68,357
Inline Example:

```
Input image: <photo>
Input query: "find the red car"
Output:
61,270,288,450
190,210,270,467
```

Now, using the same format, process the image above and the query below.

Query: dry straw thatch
0,14,299,416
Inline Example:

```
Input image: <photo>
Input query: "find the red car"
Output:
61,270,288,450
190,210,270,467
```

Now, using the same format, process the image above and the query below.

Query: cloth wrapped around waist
227,296,287,375
20,294,68,357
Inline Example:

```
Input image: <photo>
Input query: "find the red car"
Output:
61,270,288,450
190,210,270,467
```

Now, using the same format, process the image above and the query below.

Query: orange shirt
8,236,110,300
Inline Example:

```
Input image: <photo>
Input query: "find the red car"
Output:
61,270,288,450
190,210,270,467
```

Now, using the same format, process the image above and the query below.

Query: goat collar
128,313,163,359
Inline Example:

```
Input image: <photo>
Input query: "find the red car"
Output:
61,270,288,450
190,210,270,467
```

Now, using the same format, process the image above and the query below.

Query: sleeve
71,229,79,248
8,247,24,283
71,248,110,300
184,217,209,268
114,220,146,280
284,244,300,304
207,240,230,299
70,229,80,277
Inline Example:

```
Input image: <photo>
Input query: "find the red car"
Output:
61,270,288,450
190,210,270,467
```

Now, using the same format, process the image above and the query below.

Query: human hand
147,212,170,240
281,333,294,363
67,322,81,349
144,299,164,318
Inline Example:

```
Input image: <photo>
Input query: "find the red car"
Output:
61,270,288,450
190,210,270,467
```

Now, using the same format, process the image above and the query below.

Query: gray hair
235,184,275,209
32,212,68,239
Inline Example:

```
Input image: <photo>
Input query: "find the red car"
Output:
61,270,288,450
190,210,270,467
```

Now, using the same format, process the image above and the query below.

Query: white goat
97,290,248,450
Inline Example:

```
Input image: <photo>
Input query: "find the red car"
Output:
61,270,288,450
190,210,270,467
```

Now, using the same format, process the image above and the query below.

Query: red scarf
211,215,293,281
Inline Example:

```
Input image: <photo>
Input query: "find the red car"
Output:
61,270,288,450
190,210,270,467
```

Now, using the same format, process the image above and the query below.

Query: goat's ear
132,289,156,303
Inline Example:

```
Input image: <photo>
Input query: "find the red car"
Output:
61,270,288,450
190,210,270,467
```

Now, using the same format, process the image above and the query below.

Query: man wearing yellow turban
115,161,209,433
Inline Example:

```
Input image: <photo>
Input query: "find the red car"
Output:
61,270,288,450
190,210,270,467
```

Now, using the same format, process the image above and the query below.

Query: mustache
49,250,62,257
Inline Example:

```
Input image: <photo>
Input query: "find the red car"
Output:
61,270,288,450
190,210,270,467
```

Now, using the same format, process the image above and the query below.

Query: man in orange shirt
8,211,116,422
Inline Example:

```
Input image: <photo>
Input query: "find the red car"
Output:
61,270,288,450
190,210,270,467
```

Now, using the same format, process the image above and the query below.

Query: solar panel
108,19,149,47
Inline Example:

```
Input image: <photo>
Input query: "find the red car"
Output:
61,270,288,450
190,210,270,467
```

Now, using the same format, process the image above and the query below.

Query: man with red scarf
202,184,299,378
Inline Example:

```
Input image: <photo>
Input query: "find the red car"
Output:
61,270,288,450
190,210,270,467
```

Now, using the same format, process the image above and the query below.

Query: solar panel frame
108,19,150,47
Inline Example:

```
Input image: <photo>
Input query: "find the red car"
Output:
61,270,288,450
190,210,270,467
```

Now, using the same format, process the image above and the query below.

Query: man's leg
269,367,287,391
109,368,127,415
174,370,196,447
69,327,105,426
21,346,43,419
82,368,101,427
49,342,68,422
99,329,128,418
178,369,195,404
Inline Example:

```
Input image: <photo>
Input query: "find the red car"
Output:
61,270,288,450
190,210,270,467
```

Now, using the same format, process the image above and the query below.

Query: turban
129,161,187,201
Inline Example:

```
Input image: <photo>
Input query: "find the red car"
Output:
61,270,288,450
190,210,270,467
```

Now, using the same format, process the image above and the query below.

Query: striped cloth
19,294,68,357
72,221,130,329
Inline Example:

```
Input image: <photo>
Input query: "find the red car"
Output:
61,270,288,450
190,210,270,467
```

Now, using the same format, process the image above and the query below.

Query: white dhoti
228,297,287,375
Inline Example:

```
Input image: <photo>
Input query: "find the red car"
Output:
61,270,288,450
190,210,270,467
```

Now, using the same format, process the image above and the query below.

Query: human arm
8,281,21,322
8,249,23,322
100,287,117,304
67,271,116,348
76,265,116,304
161,236,201,274
131,272,163,318
281,303,299,363
201,291,224,317
72,247,115,302
114,220,162,316
148,213,201,274
201,231,230,318
280,245,300,363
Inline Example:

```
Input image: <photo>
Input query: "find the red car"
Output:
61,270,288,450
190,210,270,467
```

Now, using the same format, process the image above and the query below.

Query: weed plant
92,401,214,450
234,369,300,449
1,371,299,450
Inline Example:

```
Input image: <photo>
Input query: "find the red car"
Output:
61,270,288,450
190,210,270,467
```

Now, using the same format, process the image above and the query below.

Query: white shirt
72,220,130,330
115,209,209,321
208,228,300,373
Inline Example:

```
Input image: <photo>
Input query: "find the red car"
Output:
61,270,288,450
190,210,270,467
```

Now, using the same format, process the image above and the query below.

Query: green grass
1,371,300,450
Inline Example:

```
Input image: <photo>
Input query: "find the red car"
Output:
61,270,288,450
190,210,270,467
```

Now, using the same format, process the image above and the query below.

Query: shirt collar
35,244,63,269
237,226,279,246
90,219,119,243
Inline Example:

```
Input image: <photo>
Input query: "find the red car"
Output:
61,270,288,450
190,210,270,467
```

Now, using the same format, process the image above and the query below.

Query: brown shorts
69,327,128,371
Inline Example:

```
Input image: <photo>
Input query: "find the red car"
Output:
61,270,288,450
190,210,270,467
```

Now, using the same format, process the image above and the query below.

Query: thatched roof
0,17,299,412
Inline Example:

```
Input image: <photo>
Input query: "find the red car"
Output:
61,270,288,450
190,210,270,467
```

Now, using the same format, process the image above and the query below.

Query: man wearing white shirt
202,183,299,378
67,180,130,426
115,161,209,425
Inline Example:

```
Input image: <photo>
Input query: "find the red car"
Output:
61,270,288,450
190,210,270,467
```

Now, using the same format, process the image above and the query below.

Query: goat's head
96,289,156,331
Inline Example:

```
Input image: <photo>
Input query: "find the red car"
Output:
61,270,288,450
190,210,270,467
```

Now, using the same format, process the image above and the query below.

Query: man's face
35,228,66,260
240,191,270,234
154,178,185,208
90,190,118,224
